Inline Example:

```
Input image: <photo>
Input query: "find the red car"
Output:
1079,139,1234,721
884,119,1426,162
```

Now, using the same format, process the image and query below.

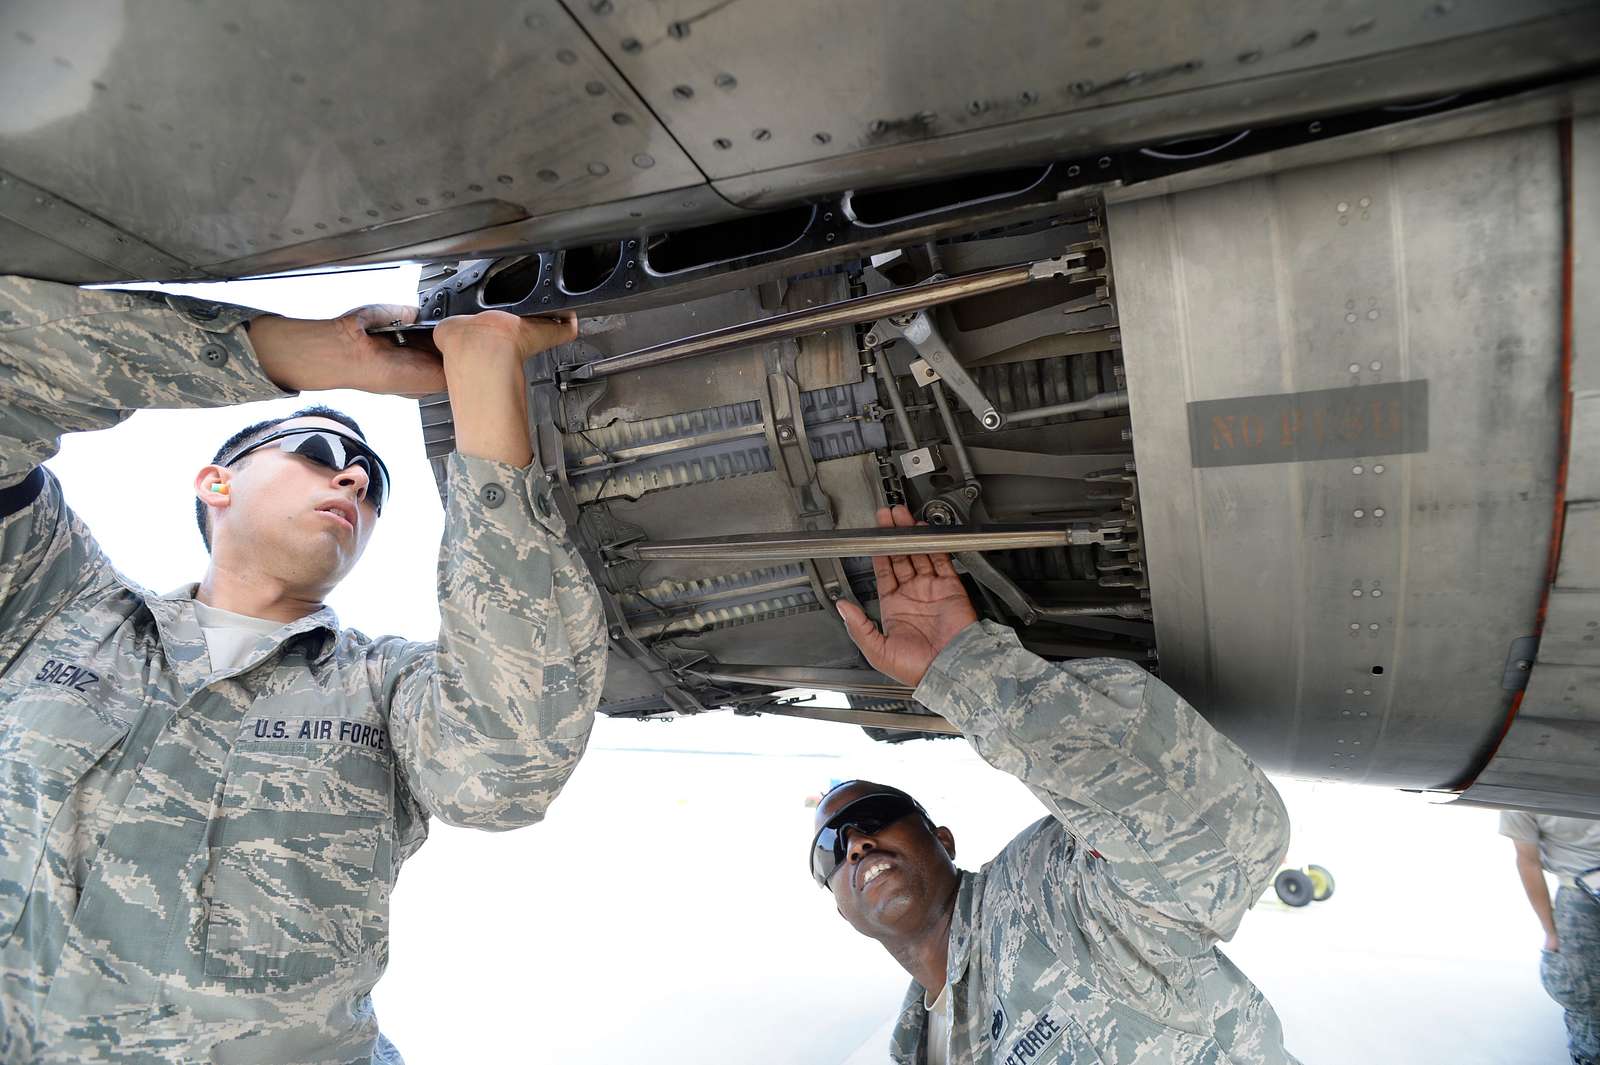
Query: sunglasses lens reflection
811,794,917,886
281,432,388,512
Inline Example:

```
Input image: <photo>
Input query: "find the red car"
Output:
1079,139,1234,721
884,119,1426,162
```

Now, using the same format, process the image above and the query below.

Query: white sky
36,269,1567,1064
60,266,445,639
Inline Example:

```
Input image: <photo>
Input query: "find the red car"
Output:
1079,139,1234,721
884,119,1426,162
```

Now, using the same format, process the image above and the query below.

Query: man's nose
334,462,370,501
846,830,879,865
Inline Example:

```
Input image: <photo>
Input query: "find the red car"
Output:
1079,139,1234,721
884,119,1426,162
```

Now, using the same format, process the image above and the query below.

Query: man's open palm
836,505,978,687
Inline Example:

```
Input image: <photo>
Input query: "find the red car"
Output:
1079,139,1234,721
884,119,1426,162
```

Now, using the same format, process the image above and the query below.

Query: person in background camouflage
1502,812,1600,1065
0,277,605,1065
822,504,1297,1064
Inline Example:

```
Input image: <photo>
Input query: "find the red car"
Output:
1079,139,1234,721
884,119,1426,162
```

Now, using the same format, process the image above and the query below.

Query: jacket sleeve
0,276,282,668
379,452,605,830
914,620,1289,957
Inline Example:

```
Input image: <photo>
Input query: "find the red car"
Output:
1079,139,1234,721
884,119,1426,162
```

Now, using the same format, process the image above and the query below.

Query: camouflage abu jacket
0,278,605,1064
892,621,1298,1065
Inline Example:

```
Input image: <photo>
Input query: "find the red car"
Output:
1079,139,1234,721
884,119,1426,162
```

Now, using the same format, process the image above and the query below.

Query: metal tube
1033,603,1151,619
873,347,920,451
566,256,1084,382
956,550,1150,624
753,703,960,735
575,423,766,466
693,664,914,698
1004,388,1130,425
929,382,977,484
614,523,1108,562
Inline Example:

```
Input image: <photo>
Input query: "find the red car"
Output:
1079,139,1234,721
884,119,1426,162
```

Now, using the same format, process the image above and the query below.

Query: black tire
1306,864,1335,902
1274,869,1315,907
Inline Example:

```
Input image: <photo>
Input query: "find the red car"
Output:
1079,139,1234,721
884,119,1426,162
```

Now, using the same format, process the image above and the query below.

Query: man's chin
278,535,355,588
865,890,924,931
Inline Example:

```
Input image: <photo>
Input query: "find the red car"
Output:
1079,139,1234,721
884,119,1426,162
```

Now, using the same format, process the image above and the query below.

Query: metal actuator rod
871,309,1003,431
693,664,915,699
606,522,1118,563
561,253,1090,383
757,703,961,735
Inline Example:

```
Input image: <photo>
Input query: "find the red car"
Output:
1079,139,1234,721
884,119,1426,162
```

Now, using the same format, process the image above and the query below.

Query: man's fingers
894,507,936,576
872,506,915,583
836,600,889,668
888,552,916,585
347,303,420,330
431,310,578,360
931,552,958,578
516,312,579,353
870,551,899,596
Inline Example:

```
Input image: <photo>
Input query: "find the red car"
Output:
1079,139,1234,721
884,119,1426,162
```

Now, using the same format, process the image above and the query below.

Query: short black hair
195,404,366,551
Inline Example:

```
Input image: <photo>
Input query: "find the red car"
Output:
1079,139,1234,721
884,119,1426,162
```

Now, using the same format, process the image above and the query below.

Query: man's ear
195,465,233,518
936,826,956,862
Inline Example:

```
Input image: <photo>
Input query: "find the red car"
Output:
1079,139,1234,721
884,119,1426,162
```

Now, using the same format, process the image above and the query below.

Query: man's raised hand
431,310,579,468
835,504,979,688
249,304,448,397
430,309,578,368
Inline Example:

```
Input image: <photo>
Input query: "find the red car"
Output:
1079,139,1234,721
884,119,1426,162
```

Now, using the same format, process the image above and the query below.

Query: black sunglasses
224,428,391,513
809,790,928,888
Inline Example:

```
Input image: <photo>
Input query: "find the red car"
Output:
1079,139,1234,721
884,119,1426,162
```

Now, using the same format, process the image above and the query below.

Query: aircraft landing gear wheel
1274,869,1314,907
1306,864,1335,902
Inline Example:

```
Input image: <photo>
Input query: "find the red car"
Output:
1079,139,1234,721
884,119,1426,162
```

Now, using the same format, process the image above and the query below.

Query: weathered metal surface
1456,116,1600,811
2,3,1598,282
706,10,1600,209
0,0,700,279
1186,380,1429,468
1111,123,1566,788
572,0,1595,180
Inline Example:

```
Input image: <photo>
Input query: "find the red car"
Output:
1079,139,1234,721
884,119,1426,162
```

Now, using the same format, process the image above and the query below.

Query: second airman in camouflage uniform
0,278,605,1064
823,505,1298,1064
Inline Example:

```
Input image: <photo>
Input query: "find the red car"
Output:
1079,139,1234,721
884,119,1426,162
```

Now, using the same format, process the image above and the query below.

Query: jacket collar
947,867,979,986
147,584,341,681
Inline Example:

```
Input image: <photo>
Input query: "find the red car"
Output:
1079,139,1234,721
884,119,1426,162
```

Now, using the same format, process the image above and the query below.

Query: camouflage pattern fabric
1545,887,1600,1065
890,620,1297,1065
0,277,605,1064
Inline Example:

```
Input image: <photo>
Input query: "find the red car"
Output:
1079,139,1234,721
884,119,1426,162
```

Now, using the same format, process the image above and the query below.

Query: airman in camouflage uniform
1502,811,1600,1065
0,277,605,1064
826,505,1297,1064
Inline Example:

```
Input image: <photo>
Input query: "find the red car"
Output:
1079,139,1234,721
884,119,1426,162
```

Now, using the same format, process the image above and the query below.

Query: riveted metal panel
0,0,700,279
1573,394,1600,503
1555,503,1600,590
1576,117,1600,394
1539,587,1600,664
1453,115,1600,811
1111,124,1564,788
571,0,1591,181
709,20,1600,211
